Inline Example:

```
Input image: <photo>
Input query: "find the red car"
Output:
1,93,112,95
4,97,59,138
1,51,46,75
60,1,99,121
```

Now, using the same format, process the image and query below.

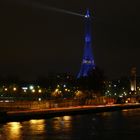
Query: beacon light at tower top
85,9,90,18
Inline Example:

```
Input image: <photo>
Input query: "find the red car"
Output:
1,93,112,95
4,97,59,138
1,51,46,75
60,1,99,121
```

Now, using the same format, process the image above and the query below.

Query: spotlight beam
33,2,85,17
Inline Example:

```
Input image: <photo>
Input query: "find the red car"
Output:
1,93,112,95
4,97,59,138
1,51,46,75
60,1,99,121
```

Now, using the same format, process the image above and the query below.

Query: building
130,67,137,94
77,9,95,78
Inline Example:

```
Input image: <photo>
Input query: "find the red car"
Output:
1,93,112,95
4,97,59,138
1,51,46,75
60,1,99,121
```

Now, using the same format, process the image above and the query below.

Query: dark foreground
0,108,140,140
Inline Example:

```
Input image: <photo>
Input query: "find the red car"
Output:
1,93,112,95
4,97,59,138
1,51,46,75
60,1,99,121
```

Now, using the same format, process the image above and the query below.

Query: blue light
77,9,95,78
85,9,90,18
85,36,91,42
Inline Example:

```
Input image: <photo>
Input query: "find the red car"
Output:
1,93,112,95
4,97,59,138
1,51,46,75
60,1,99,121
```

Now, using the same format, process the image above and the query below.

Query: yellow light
13,87,17,91
125,100,128,103
6,122,22,139
57,85,60,88
4,88,8,91
63,116,71,121
32,89,35,93
23,89,27,93
55,89,58,92
38,89,42,93
29,119,45,131
131,86,134,91
30,119,45,124
75,90,83,96
65,88,68,92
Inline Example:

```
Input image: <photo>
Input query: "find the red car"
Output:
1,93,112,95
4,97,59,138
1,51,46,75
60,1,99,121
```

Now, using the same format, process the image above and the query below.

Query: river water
0,109,140,140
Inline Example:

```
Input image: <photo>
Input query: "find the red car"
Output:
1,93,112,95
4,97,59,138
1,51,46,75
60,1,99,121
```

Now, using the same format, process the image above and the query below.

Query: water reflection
63,116,72,121
2,122,22,140
100,112,112,117
0,109,140,140
122,109,129,117
29,119,45,133
52,116,72,132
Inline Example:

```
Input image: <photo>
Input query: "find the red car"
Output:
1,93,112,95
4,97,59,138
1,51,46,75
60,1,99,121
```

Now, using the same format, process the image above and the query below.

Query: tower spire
77,9,95,78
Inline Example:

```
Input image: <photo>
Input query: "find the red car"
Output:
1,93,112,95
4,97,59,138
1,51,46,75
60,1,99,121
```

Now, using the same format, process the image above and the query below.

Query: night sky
0,0,140,80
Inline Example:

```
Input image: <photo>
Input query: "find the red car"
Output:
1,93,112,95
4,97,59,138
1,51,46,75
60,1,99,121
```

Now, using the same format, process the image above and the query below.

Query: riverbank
1,103,140,122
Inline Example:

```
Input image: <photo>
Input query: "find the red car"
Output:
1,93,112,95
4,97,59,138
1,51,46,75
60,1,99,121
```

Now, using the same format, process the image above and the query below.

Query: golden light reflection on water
122,109,128,112
101,112,112,117
3,122,22,140
122,109,129,117
29,119,45,124
52,116,72,131
63,116,72,121
29,119,45,132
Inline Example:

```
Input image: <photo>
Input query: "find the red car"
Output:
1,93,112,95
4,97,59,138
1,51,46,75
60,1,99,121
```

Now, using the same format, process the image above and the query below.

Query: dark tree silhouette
77,67,105,94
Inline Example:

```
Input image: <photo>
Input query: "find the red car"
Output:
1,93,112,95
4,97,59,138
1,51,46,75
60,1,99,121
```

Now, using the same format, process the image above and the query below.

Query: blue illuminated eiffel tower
77,9,95,78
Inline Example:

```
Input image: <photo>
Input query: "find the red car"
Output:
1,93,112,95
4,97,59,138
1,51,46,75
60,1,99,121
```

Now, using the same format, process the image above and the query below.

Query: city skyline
0,0,140,80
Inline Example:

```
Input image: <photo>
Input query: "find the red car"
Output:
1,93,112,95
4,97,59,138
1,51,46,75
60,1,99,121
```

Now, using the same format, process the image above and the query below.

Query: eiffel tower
77,9,95,78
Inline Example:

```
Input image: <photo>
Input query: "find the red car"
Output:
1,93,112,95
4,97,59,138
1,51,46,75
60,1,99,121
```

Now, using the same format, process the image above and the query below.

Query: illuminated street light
55,89,58,92
22,87,28,93
29,85,34,90
65,88,68,92
32,89,35,93
13,87,17,91
4,88,8,91
38,89,42,93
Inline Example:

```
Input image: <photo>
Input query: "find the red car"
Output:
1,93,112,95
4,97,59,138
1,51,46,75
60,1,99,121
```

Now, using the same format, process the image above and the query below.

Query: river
0,108,140,140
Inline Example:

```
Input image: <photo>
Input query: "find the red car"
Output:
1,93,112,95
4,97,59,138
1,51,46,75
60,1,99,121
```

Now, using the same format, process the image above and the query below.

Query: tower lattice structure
77,9,95,78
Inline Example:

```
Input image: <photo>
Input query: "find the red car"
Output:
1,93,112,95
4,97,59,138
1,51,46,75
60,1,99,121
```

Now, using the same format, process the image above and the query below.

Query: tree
77,67,105,94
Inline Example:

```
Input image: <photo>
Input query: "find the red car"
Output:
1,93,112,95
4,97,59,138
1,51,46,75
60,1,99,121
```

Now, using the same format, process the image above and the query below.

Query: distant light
22,87,28,93
85,13,90,18
63,84,66,88
32,89,35,93
13,87,17,91
65,88,68,92
131,86,134,91
75,90,83,97
38,98,41,101
123,92,127,96
38,89,42,93
57,85,60,88
85,10,90,18
22,87,28,90
29,85,34,90
4,88,8,91
23,90,27,93
55,89,58,92
5,100,10,102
